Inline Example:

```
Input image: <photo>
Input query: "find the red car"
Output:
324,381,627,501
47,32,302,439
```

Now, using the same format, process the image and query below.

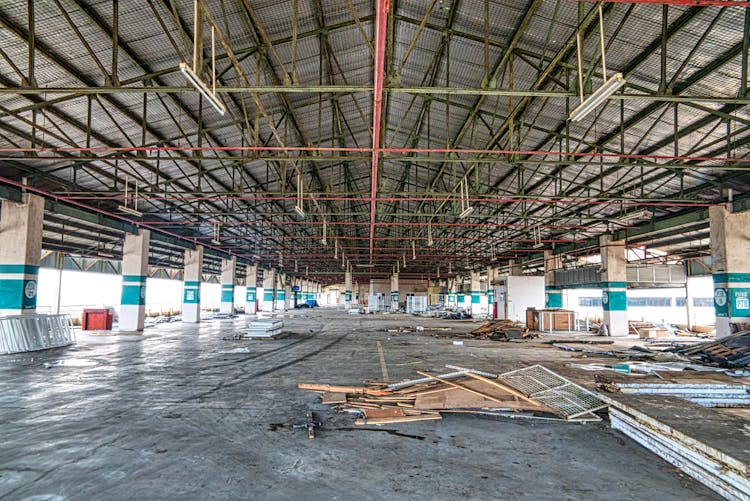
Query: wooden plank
297,383,390,396
355,414,442,425
320,392,347,404
415,371,507,404
363,408,406,419
414,387,543,411
463,372,541,407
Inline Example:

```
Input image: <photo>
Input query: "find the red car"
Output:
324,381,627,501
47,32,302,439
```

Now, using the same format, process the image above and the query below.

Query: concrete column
120,229,150,331
261,269,274,311
182,246,203,323
219,256,236,314
245,264,258,314
275,272,285,311
544,251,563,308
390,273,399,310
284,276,291,310
344,271,352,308
0,194,44,316
369,279,374,297
600,235,628,336
509,259,523,276
268,269,277,310
487,266,496,318
447,276,458,307
470,271,483,317
709,206,750,338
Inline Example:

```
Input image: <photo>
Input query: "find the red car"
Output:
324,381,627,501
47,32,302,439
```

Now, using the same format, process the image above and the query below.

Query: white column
600,235,628,336
544,251,563,309
120,229,150,331
284,276,291,310
219,256,236,314
0,193,44,316
390,273,399,310
182,246,203,323
470,271,483,317
344,271,352,308
710,206,750,338
260,269,274,311
245,264,258,315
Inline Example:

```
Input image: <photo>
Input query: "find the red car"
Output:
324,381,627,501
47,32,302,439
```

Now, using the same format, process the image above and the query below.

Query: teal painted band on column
471,291,482,304
263,290,273,302
391,291,398,302
121,275,147,306
221,284,234,303
602,290,627,311
345,290,352,301
184,280,200,303
0,277,38,309
183,287,200,304
546,291,563,308
0,264,40,274
277,289,285,301
600,281,627,289
246,286,256,302
713,273,750,284
457,295,465,303
448,293,457,303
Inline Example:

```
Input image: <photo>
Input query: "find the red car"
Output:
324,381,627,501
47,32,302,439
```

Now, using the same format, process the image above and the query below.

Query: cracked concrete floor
0,308,715,500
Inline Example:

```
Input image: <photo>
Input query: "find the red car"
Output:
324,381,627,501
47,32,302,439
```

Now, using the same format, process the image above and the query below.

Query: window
693,297,714,307
627,297,672,307
579,297,602,307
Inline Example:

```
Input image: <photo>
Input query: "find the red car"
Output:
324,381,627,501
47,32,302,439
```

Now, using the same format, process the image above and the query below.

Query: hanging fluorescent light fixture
569,73,625,122
569,5,625,122
179,2,225,116
118,175,143,217
458,178,474,219
412,241,416,260
427,222,434,247
211,222,220,244
321,220,327,246
180,62,226,116
294,172,306,218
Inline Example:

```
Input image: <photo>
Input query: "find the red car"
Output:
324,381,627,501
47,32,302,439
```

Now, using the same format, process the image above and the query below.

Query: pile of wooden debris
468,320,537,341
677,330,750,368
298,365,606,424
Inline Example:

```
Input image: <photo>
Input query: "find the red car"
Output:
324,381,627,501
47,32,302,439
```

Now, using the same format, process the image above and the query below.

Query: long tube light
569,73,625,122
179,62,226,116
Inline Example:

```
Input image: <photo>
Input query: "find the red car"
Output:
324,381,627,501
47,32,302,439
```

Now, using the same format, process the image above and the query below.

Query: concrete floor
0,308,716,500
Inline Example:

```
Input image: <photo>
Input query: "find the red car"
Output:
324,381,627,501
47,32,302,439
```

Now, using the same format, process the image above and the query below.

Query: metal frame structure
0,0,748,283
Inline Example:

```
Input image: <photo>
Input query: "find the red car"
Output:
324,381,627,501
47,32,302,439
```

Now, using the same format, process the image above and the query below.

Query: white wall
562,277,715,326
505,276,545,322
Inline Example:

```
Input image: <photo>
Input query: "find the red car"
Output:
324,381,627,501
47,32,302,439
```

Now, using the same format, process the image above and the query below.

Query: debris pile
676,330,750,368
596,380,750,408
298,364,606,424
468,320,536,341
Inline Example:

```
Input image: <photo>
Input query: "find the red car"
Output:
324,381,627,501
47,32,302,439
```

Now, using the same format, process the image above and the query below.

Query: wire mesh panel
498,365,607,421
0,314,76,355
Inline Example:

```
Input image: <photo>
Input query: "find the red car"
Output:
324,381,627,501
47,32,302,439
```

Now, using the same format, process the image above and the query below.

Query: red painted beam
576,0,750,6
369,0,389,265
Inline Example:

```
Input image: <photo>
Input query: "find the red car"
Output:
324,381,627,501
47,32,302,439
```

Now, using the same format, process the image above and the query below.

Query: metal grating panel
498,365,607,421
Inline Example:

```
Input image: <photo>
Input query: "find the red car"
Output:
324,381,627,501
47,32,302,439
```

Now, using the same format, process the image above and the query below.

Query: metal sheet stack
612,382,750,408
244,319,284,339
601,393,750,500
0,314,76,354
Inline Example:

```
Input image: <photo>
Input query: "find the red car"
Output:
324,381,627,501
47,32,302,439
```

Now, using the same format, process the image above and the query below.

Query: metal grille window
579,297,603,307
628,297,672,307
